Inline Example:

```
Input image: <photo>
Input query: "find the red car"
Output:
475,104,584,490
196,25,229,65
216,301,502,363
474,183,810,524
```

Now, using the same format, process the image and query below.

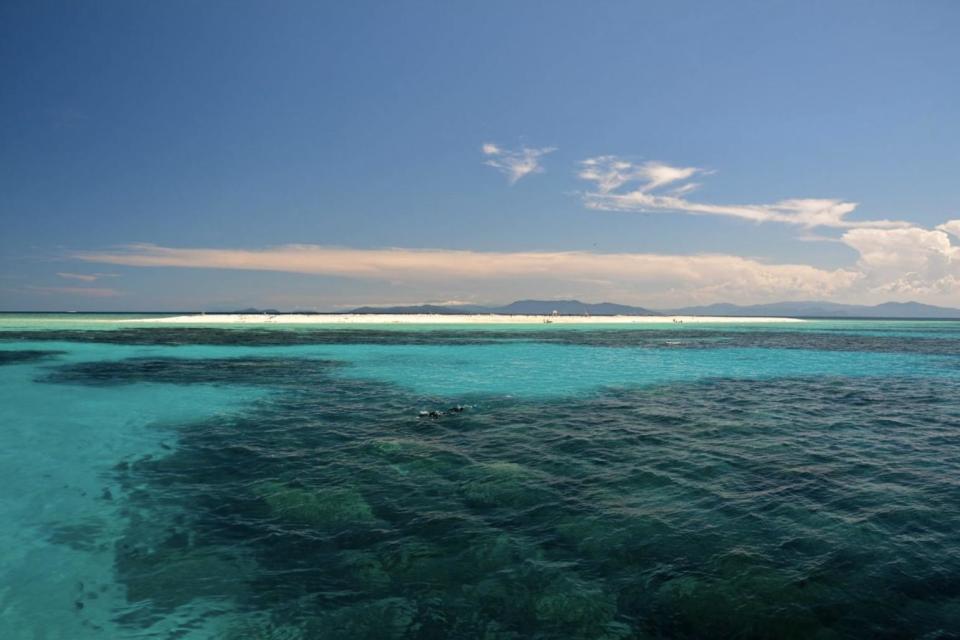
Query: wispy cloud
26,285,122,297
56,272,117,282
74,243,857,304
579,157,701,194
578,156,909,230
482,143,557,184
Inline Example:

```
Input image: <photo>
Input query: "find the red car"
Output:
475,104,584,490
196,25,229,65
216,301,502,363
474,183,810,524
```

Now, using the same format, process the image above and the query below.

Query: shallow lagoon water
1,316,960,638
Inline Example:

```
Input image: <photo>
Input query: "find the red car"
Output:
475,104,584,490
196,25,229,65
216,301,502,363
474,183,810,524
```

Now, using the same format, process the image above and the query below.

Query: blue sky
2,0,959,310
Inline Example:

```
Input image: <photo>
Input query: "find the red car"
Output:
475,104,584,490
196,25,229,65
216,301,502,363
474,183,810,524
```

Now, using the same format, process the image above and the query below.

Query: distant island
348,299,660,316
216,299,960,319
124,297,960,326
663,300,960,319
342,299,960,319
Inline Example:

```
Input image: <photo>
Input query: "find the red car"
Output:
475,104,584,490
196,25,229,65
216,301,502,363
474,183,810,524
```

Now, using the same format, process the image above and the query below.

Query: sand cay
124,313,805,325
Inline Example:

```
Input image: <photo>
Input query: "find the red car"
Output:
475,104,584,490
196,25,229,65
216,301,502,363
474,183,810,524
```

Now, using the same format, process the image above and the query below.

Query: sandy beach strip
119,313,805,325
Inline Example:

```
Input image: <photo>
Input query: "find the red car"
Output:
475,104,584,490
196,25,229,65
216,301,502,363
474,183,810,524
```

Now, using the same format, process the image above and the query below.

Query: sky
1,0,959,311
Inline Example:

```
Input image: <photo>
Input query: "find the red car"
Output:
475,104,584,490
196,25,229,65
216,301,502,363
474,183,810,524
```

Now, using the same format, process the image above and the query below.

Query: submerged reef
7,324,960,356
254,481,377,527
42,356,341,387
459,461,546,508
118,547,255,612
28,337,960,638
0,349,65,365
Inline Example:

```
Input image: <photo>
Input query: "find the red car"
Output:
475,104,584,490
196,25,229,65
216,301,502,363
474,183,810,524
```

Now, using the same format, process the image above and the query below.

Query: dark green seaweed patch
0,349,65,365
0,327,506,347
41,353,960,638
42,357,342,387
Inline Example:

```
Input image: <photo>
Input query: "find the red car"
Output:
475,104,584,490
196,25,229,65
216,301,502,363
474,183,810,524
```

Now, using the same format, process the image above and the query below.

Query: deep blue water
1,316,960,638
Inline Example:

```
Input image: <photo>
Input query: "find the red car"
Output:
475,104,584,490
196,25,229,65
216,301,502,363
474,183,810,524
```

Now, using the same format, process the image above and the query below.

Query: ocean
1,314,959,639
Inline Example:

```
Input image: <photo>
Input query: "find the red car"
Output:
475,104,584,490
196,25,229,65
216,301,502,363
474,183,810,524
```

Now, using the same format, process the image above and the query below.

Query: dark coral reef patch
33,341,960,638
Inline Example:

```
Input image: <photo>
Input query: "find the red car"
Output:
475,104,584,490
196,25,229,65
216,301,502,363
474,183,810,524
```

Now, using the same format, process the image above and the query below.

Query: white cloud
74,243,858,306
669,182,701,196
73,231,960,306
482,143,557,184
579,156,909,230
578,157,700,194
56,272,116,282
936,219,960,239
842,226,960,298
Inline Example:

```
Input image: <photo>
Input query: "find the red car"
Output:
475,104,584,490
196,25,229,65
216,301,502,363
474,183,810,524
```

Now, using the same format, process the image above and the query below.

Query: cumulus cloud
75,243,857,305
936,219,960,239
842,226,960,298
483,143,556,184
579,156,909,230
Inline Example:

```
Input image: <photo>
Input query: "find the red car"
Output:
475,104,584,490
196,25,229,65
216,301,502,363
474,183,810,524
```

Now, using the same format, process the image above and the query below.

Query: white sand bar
122,314,805,325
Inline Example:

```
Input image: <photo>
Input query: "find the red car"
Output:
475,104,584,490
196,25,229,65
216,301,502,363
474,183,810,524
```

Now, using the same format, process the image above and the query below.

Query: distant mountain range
665,300,960,318
348,304,486,315
346,299,960,318
348,299,660,316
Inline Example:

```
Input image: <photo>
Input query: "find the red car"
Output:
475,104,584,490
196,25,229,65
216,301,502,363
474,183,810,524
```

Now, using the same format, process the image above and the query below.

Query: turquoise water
1,315,959,638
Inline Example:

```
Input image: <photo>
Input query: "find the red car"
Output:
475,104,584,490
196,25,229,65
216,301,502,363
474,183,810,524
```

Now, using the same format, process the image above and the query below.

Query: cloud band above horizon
71,233,960,306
